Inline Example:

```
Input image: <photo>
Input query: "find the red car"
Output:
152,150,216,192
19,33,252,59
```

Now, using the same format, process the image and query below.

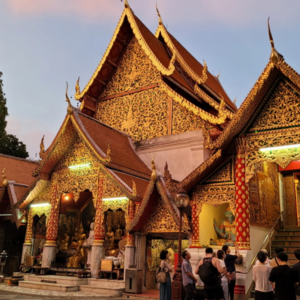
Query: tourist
269,247,286,268
181,250,197,300
253,251,273,300
196,247,224,300
159,250,173,300
222,244,239,300
292,249,300,300
255,249,270,266
217,250,229,300
269,252,298,300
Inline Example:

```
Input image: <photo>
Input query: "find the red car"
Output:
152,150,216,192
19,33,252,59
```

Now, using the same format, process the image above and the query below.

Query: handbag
156,267,168,283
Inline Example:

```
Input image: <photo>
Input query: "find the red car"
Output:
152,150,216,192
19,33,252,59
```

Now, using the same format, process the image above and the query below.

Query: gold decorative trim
76,4,175,100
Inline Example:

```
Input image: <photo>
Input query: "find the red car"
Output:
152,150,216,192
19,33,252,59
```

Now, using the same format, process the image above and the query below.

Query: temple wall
136,129,209,181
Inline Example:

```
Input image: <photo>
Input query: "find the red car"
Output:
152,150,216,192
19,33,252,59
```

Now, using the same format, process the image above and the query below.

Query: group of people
253,247,300,300
159,246,300,300
159,244,240,300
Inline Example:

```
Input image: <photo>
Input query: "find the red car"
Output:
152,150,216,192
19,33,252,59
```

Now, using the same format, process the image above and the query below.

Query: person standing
196,247,224,300
222,244,239,300
253,251,274,300
181,250,197,300
269,247,285,268
255,249,270,266
159,250,173,300
269,252,298,300
217,250,229,300
292,249,300,300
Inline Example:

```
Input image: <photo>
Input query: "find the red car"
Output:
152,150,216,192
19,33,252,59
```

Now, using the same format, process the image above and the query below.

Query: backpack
197,257,218,285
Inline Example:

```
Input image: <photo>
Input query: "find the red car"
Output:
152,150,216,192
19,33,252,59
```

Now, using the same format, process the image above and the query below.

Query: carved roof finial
39,135,45,158
124,0,129,8
132,180,137,197
75,77,80,97
268,17,280,64
156,3,163,25
233,97,237,105
2,168,8,187
151,157,157,182
198,60,208,85
106,143,112,162
65,82,73,115
216,71,220,79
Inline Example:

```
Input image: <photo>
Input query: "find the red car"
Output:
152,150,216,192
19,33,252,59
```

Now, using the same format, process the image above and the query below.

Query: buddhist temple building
2,1,300,299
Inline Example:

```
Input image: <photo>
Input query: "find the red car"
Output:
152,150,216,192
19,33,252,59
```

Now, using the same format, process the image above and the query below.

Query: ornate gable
247,80,300,133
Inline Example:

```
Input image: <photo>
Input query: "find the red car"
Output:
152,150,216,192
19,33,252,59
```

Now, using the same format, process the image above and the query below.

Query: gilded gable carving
249,82,300,132
172,101,205,135
143,198,178,233
97,87,168,140
283,175,298,227
101,37,161,97
202,157,234,185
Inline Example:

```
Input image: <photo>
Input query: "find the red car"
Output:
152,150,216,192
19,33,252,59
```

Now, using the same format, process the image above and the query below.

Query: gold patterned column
127,199,135,246
93,176,105,244
235,137,251,250
24,209,33,245
190,199,200,248
295,178,300,226
45,177,59,246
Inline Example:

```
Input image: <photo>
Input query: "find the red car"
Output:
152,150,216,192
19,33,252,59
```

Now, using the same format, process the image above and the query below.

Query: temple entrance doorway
56,190,95,267
32,214,47,265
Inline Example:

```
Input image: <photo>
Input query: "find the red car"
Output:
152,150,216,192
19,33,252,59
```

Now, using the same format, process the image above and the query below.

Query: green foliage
0,72,29,158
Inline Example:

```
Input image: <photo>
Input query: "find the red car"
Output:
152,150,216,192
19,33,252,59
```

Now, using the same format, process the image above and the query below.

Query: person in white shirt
255,249,270,266
253,251,274,300
217,250,229,300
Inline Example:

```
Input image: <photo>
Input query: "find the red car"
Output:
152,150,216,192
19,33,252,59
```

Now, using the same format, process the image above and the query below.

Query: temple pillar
42,178,59,267
21,209,33,264
126,199,135,247
190,199,200,248
235,137,251,250
135,232,146,288
91,177,105,278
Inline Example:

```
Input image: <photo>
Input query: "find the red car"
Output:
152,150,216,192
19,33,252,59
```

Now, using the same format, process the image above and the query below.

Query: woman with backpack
218,250,229,300
222,244,239,300
159,250,173,300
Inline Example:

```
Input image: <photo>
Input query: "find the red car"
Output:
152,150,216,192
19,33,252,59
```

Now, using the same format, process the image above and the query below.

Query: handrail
247,210,284,272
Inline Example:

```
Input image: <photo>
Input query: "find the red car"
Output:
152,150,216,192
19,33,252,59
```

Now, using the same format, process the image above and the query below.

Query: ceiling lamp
260,144,300,152
30,203,50,207
102,197,128,201
68,163,91,169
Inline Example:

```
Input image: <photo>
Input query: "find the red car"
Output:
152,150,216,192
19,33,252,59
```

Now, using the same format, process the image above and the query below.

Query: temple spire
151,157,157,182
75,77,80,98
156,3,163,25
65,82,73,115
268,17,281,64
2,168,7,187
39,135,45,158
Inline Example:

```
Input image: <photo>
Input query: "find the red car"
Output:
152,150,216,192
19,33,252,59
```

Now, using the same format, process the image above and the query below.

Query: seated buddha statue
67,246,82,268
210,208,236,246
105,227,115,249
70,224,86,248
59,234,69,251
115,225,123,240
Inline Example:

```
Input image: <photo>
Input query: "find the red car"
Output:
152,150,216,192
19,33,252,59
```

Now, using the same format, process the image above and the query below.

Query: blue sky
1,0,300,158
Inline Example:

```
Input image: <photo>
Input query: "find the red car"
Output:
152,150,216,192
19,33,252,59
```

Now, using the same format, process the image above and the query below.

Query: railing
247,210,285,272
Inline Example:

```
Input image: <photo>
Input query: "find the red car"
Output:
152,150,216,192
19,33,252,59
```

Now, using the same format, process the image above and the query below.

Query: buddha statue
59,234,69,251
115,225,123,239
105,226,115,249
70,224,86,248
211,208,236,246
82,222,95,265
67,246,83,268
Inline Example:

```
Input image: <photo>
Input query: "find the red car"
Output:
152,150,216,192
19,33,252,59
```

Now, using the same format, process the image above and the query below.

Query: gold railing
247,210,285,272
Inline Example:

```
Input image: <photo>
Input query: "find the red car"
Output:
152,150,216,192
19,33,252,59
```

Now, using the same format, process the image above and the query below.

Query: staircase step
273,240,300,246
26,274,87,286
19,280,78,292
87,278,125,288
79,284,124,296
274,235,300,241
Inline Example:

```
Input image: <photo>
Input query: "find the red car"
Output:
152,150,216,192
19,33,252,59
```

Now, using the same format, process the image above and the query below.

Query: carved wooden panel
249,81,300,132
283,174,297,227
249,161,280,227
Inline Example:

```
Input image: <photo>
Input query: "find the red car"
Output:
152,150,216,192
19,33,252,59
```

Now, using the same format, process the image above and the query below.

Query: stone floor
0,285,149,300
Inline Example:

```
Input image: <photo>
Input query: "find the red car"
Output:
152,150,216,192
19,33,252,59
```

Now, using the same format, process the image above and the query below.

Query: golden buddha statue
59,234,69,251
115,225,123,239
105,226,115,249
70,224,86,248
67,246,82,268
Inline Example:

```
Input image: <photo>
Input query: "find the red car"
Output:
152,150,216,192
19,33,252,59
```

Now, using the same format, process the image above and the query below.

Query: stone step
87,278,125,288
274,235,300,241
273,240,300,246
26,274,87,286
19,280,79,292
79,284,124,296
272,245,300,251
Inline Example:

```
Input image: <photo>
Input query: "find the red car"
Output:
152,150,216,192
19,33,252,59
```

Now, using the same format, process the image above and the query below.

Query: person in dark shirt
292,249,300,300
269,252,298,300
222,244,239,300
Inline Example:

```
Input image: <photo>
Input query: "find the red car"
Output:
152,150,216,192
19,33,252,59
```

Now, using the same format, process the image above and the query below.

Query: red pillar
235,137,251,250
190,199,200,248
127,199,135,246
24,209,33,245
94,177,105,245
45,181,59,246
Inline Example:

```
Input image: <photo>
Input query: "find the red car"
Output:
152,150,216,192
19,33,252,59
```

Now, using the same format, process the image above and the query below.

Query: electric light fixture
30,203,50,207
259,144,300,152
68,163,91,169
102,197,128,201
